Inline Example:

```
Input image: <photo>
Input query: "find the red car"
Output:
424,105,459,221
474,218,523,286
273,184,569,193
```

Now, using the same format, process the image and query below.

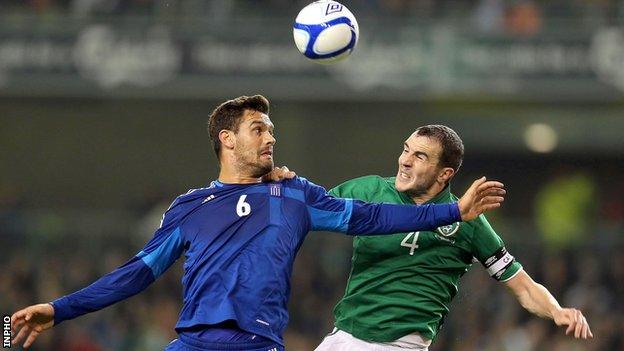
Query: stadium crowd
2,0,623,27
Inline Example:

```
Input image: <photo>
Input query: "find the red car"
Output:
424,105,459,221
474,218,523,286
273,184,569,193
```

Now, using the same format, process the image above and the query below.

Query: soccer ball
293,1,359,63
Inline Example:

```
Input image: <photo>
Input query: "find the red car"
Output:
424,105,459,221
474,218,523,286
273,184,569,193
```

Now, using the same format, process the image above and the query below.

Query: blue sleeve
302,178,461,235
51,201,186,325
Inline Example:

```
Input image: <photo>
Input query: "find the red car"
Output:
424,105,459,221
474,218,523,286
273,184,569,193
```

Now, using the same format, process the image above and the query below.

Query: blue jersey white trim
50,176,461,346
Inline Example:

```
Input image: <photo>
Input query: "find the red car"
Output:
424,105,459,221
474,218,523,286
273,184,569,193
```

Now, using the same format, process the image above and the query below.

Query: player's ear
219,129,236,150
438,167,455,183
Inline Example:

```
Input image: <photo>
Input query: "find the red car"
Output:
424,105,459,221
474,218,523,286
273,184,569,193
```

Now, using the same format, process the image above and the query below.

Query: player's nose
399,155,411,168
265,132,276,145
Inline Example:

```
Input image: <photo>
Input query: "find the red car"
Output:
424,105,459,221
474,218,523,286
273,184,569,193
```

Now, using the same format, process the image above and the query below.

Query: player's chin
256,160,274,175
394,178,412,192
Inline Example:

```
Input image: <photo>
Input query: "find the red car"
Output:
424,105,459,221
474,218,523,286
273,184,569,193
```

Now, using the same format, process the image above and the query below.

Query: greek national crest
437,222,460,237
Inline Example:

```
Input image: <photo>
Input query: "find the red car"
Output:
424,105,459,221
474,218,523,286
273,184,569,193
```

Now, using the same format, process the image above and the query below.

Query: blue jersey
51,177,461,345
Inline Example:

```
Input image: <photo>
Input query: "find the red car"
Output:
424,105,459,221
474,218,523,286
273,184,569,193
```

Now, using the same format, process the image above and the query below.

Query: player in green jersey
311,125,592,351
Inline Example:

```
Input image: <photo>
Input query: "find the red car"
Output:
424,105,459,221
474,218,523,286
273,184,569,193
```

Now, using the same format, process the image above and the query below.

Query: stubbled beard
233,145,274,178
236,156,273,178
249,161,273,178
402,174,437,199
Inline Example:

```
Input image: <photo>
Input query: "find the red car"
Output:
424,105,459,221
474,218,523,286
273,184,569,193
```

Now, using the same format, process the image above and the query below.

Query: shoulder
333,175,389,191
174,186,215,204
330,175,390,199
281,176,314,190
459,213,500,245
342,175,387,186
165,186,215,216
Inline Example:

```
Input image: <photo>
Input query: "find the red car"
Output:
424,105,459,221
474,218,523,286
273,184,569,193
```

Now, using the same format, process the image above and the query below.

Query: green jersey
330,176,522,342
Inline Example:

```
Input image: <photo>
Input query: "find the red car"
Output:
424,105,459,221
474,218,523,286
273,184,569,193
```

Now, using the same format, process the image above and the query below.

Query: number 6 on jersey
236,195,251,217
401,231,420,255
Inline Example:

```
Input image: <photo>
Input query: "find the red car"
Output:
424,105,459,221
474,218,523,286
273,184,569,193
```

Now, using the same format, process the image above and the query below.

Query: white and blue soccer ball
293,1,359,63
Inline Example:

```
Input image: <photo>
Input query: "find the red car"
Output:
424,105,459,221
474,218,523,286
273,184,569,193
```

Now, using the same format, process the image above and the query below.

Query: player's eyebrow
249,120,275,133
415,151,429,159
249,120,268,128
404,143,429,159
249,119,275,128
403,141,429,158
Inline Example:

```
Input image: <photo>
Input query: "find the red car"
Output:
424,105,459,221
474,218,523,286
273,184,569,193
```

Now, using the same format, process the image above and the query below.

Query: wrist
549,306,563,320
49,298,66,326
451,202,462,222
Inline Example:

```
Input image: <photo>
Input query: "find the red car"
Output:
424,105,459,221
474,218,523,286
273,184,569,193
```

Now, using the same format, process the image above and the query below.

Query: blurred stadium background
2,0,624,350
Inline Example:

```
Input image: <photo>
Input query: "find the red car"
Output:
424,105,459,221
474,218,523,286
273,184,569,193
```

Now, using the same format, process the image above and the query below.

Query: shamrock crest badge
436,222,460,237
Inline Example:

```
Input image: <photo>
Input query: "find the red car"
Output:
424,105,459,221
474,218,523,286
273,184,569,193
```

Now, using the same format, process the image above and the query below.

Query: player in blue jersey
11,95,506,351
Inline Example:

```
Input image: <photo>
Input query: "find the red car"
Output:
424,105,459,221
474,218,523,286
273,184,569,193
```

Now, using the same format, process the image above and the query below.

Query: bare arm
505,270,593,339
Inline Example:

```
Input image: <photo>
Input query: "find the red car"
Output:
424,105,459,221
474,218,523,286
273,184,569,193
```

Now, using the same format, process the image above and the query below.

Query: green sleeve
470,215,522,282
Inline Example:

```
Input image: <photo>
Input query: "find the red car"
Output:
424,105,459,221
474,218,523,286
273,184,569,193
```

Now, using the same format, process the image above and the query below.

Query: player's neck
410,183,445,205
218,163,262,184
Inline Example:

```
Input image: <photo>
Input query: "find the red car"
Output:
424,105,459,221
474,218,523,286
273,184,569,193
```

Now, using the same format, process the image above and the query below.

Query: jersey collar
210,180,264,188
210,180,224,188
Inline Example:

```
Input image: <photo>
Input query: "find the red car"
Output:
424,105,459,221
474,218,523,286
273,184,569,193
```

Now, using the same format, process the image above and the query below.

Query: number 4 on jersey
236,195,251,217
401,232,420,255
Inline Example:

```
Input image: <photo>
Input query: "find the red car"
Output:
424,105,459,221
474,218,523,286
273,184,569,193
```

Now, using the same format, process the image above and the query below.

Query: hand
261,166,296,182
457,176,505,221
553,307,593,339
11,303,55,349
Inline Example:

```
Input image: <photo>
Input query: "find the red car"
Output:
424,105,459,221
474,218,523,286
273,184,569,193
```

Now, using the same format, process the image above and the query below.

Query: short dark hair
207,95,270,159
415,125,464,173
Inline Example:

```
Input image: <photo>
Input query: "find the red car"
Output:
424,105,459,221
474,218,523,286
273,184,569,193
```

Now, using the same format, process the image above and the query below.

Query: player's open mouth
260,151,273,159
399,171,411,180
